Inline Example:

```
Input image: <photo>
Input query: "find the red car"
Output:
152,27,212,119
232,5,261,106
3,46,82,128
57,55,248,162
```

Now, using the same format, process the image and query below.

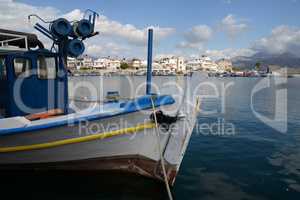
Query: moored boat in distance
0,10,199,186
208,70,272,78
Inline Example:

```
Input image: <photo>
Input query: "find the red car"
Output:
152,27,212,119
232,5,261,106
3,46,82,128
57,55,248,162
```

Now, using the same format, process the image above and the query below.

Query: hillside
232,52,300,70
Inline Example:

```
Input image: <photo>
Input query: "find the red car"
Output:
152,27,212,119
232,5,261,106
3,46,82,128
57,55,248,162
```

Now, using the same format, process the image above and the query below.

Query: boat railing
0,30,28,52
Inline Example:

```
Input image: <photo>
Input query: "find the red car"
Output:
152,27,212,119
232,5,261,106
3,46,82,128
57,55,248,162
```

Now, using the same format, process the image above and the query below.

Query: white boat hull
0,102,198,185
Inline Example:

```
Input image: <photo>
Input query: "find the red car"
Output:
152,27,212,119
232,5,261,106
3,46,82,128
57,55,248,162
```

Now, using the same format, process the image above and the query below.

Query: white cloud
62,9,175,47
0,0,175,57
86,42,130,57
203,25,300,60
204,48,256,60
0,0,58,31
62,9,83,21
252,25,300,55
97,15,175,46
184,25,213,43
177,42,203,49
220,14,248,38
176,14,248,54
177,25,213,49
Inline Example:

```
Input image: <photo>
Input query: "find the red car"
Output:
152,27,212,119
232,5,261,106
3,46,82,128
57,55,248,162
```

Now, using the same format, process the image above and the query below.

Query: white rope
150,97,174,200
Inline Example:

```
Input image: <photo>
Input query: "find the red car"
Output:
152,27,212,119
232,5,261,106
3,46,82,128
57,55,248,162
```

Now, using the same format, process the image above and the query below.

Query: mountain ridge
232,52,300,69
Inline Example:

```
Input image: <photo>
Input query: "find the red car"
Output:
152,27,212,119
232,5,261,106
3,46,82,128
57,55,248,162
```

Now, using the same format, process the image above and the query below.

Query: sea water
68,73,300,200
3,73,299,200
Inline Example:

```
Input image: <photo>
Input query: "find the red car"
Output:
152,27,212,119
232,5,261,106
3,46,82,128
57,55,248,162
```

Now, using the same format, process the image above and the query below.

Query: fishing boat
0,10,199,186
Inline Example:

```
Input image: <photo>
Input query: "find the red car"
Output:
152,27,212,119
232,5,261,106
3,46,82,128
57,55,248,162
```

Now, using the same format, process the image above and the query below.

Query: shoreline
69,70,300,78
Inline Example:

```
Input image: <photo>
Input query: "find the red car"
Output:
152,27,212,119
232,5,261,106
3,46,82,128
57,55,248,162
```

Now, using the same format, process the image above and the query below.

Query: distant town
67,55,297,77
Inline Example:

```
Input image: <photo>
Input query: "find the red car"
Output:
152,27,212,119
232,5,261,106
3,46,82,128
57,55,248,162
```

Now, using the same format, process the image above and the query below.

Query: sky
1,0,300,60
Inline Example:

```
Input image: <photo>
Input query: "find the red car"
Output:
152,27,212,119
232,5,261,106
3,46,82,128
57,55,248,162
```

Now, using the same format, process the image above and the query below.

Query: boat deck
0,95,174,136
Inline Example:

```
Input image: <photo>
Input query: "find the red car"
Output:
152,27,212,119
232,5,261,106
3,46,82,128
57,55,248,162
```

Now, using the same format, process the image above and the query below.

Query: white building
176,57,186,72
140,60,147,68
187,55,219,72
67,55,93,70
153,62,164,70
130,59,142,69
93,58,110,69
81,55,94,68
216,59,233,72
92,57,121,71
107,59,121,71
67,57,77,69
159,56,186,72
186,59,202,71
199,56,219,71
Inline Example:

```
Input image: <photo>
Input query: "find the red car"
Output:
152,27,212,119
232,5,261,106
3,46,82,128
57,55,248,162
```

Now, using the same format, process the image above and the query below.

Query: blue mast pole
146,29,153,95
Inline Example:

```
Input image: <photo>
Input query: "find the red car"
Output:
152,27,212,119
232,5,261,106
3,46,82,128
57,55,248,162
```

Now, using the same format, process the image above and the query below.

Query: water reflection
0,172,170,200
176,168,264,200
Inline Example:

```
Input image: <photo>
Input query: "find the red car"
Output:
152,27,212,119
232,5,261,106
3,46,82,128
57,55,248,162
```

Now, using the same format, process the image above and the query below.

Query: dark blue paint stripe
0,95,175,136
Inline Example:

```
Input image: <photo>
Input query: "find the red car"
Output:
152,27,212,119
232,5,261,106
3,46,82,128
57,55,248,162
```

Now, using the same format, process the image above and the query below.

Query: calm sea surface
3,73,300,200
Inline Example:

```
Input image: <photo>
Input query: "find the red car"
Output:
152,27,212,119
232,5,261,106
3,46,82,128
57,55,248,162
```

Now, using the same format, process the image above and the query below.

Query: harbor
1,74,300,200
67,54,297,78
1,1,300,200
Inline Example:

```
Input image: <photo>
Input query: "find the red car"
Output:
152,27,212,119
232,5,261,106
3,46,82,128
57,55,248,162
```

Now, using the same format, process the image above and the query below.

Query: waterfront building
187,55,219,72
67,57,78,70
186,58,202,71
107,59,121,71
176,57,186,72
93,58,110,69
199,55,219,71
158,56,186,72
129,58,142,69
81,55,94,69
93,57,121,71
67,55,93,70
140,60,148,68
216,58,233,72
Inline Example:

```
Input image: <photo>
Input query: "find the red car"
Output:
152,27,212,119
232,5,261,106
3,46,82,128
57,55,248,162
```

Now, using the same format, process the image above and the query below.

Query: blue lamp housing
30,9,98,58
66,39,85,57
73,19,93,38
50,18,72,38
